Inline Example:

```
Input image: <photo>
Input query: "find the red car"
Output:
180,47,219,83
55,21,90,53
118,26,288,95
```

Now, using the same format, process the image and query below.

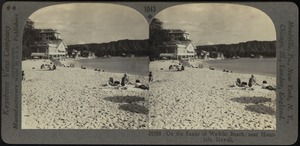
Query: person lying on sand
135,80,149,90
262,80,276,91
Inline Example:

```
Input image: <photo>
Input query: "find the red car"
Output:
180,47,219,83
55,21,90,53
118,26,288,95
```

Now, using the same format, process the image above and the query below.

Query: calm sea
75,57,150,76
204,58,276,77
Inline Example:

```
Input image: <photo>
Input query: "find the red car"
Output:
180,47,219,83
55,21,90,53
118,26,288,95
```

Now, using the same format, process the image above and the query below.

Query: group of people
41,62,56,70
169,64,185,71
233,74,276,91
223,69,233,73
106,73,151,90
95,69,105,72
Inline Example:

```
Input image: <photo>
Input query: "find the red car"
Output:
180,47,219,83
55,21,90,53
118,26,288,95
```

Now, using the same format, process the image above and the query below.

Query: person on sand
262,80,276,91
248,74,258,87
48,64,53,70
235,78,242,87
135,80,149,90
230,78,246,87
181,65,185,71
22,70,25,80
149,71,153,83
121,74,130,86
108,77,115,86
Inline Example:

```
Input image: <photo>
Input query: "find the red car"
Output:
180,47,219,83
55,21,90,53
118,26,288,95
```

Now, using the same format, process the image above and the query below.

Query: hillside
67,39,149,57
196,40,276,58
67,40,276,58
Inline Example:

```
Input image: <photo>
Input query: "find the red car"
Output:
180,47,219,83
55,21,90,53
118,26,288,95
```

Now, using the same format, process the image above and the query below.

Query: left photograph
21,3,150,129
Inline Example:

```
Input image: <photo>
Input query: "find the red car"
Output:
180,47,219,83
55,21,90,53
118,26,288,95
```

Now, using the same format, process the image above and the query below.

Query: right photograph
148,3,276,130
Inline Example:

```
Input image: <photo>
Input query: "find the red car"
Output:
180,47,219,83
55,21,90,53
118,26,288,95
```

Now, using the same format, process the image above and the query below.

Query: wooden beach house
81,51,96,59
158,29,196,60
210,51,224,59
31,29,68,59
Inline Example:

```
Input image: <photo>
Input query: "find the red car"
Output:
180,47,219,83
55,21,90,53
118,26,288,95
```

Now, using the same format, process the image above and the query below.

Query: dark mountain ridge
196,40,276,58
67,40,276,58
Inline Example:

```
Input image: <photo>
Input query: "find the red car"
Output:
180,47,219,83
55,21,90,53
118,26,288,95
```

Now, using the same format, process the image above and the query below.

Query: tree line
196,40,276,58
22,18,276,59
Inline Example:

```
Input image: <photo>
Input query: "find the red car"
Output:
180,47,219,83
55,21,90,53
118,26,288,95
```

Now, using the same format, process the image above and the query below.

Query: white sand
22,59,276,130
22,59,149,129
148,60,276,130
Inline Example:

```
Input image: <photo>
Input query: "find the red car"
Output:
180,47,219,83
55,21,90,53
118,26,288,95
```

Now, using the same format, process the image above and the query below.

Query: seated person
121,74,130,86
232,78,247,87
248,74,259,87
108,77,114,86
106,77,119,86
235,78,242,87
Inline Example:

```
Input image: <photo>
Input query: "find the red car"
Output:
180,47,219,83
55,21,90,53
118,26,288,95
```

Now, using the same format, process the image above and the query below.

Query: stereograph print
21,3,276,130
1,1,298,145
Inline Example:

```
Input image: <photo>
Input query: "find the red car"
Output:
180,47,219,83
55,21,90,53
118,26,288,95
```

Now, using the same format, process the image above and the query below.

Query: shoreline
22,59,149,129
72,57,150,76
148,60,276,129
22,59,276,129
201,58,276,77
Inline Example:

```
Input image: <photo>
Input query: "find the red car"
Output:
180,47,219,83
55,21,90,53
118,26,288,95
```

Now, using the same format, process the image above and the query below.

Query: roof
159,40,196,53
164,29,189,34
38,29,60,34
160,40,193,47
35,39,68,49
31,53,45,56
159,53,175,57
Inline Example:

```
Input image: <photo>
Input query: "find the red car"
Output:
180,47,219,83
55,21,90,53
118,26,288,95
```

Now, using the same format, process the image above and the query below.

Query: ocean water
204,58,276,77
75,57,150,76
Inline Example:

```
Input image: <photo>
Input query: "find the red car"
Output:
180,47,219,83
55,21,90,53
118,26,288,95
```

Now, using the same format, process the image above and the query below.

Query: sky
29,3,276,46
155,3,276,45
29,3,149,45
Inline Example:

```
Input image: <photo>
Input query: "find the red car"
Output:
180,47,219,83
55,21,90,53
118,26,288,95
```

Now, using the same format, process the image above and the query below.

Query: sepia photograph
21,3,276,130
147,3,276,130
21,3,151,129
2,1,299,145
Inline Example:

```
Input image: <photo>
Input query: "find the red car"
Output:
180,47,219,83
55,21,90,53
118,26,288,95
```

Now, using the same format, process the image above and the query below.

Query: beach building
81,51,96,59
158,29,196,60
199,50,210,60
210,51,224,59
31,29,68,59
70,49,81,59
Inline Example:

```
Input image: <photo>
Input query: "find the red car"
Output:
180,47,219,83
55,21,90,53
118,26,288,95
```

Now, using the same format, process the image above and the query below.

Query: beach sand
22,59,149,129
22,59,276,130
148,60,276,130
